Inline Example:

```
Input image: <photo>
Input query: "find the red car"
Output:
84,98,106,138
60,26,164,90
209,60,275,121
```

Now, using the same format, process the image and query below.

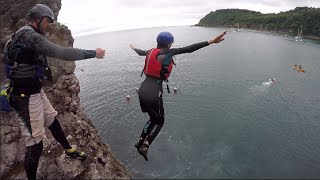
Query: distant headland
195,7,320,40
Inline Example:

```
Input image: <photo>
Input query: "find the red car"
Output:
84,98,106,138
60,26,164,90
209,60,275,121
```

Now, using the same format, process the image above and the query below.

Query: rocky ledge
0,0,131,179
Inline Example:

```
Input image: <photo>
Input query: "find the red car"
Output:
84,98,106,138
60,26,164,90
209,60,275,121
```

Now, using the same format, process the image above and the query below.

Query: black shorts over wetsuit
139,76,164,123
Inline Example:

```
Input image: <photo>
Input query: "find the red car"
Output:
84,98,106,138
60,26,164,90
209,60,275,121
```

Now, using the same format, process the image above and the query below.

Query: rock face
0,0,131,179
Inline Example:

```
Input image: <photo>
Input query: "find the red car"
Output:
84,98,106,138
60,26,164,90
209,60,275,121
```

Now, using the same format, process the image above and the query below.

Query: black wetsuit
132,41,209,148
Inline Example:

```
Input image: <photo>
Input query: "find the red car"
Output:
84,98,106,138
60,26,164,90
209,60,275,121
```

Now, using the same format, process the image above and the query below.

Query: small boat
292,66,305,73
295,26,303,42
234,21,241,32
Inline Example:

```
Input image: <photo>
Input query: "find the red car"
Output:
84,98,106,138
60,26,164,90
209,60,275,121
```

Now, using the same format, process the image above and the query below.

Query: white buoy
126,95,130,100
48,150,51,154
173,87,178,93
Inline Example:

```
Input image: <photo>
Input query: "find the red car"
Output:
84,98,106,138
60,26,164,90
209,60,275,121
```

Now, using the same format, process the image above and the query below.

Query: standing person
130,31,227,161
3,4,105,179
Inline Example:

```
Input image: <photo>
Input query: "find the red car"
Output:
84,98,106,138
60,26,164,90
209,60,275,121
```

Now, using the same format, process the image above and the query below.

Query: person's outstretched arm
166,31,227,56
24,31,105,60
129,44,148,56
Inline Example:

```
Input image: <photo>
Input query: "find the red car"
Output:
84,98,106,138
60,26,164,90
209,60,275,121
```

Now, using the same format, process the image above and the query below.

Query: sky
58,0,320,37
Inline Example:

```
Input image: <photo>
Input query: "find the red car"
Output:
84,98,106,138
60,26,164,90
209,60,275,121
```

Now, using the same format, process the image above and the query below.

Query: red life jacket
144,48,173,79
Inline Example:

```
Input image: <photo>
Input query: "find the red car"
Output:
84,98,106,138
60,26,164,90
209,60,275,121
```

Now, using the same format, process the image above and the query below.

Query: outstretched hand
129,44,135,49
208,31,227,44
95,48,105,59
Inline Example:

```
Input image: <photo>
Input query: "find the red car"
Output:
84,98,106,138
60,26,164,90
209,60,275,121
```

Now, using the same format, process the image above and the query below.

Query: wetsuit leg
144,95,165,146
136,120,155,147
25,141,43,180
48,117,72,149
137,77,165,148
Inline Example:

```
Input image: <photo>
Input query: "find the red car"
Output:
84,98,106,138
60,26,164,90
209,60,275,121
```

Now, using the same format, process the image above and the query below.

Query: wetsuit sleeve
25,31,96,61
167,41,209,55
132,48,148,56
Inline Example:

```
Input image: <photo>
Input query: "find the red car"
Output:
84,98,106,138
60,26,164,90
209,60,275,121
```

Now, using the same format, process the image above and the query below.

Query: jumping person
130,31,227,161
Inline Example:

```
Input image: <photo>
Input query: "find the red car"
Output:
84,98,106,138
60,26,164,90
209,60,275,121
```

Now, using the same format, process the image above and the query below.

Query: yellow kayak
292,66,305,73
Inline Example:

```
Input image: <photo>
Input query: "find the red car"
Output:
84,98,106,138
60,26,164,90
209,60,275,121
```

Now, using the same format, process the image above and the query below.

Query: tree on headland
196,7,320,38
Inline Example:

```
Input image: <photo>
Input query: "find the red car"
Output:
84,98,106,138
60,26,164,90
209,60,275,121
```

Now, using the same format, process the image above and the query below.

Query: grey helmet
29,4,54,23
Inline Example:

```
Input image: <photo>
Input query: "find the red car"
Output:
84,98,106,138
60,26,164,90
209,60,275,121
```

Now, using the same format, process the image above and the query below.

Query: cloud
58,0,320,36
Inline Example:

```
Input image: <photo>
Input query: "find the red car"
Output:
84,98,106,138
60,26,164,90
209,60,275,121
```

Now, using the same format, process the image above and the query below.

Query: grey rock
0,0,131,179
98,154,108,166
68,84,78,93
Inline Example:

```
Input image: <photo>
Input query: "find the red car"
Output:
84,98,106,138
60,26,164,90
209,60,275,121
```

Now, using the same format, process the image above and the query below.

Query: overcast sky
58,0,320,36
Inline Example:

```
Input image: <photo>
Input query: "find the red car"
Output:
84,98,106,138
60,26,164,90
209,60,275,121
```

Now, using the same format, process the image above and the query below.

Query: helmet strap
36,17,44,35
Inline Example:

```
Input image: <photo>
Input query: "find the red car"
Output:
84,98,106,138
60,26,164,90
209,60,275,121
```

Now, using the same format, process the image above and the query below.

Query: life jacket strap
141,67,144,77
164,79,170,93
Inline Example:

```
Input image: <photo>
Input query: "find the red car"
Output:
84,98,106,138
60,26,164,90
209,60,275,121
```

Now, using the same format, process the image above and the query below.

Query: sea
73,26,320,179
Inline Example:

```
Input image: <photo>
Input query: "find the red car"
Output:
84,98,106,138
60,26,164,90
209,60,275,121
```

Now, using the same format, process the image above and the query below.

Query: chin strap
35,17,44,34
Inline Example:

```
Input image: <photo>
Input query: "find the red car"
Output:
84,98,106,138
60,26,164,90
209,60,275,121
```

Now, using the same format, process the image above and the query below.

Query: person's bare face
38,17,51,34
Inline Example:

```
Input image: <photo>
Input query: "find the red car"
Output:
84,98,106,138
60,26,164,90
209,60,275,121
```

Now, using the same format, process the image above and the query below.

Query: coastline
195,24,320,41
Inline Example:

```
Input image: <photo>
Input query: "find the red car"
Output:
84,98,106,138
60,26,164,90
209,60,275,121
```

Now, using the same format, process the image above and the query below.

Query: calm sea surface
74,26,320,179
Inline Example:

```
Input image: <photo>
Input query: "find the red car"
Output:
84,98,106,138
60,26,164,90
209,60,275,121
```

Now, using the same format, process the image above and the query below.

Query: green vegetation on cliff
196,7,320,37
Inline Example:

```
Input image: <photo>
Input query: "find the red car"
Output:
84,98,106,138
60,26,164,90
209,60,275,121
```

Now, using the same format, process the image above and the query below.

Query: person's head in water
157,31,174,49
29,4,54,35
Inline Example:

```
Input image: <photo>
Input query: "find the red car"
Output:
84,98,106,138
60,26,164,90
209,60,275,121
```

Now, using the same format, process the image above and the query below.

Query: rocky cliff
0,0,131,179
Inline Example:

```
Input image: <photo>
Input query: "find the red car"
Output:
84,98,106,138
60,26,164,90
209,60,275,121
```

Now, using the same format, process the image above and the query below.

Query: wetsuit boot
65,147,88,160
49,118,87,160
134,137,144,152
138,142,149,161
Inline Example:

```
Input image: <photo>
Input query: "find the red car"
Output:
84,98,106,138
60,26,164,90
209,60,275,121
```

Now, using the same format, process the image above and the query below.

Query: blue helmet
157,32,174,46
